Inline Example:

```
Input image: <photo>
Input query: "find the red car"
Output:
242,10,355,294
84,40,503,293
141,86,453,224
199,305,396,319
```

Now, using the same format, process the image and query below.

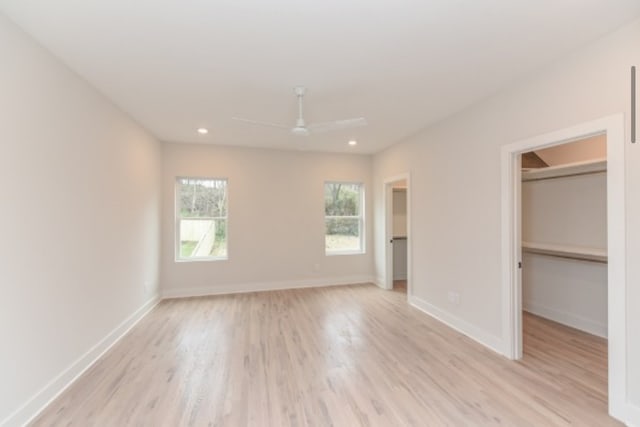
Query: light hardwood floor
31,284,617,426
393,279,407,293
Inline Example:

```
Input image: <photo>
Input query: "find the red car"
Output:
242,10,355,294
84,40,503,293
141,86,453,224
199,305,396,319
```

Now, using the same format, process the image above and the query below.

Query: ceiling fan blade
232,117,289,130
307,117,367,133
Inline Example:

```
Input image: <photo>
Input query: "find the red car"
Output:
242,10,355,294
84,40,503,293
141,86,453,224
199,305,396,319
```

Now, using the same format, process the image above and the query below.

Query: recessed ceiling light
197,128,209,135
348,140,357,146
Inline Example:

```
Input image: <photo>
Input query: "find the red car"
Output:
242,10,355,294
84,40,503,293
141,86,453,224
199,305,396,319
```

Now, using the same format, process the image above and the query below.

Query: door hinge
518,262,522,269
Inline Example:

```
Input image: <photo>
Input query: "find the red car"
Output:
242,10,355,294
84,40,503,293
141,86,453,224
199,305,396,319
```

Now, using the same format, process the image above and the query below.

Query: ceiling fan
232,86,367,137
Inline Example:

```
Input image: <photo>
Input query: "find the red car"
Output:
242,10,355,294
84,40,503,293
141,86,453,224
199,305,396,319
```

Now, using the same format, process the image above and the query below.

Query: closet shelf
522,241,607,263
522,158,606,182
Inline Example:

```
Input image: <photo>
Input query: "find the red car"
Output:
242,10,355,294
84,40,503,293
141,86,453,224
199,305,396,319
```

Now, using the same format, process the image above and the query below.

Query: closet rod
522,169,606,182
526,251,608,264
522,242,607,263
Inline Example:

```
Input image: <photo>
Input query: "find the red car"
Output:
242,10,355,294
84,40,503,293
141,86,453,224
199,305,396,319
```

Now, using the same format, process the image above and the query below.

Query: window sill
175,256,228,263
325,250,365,257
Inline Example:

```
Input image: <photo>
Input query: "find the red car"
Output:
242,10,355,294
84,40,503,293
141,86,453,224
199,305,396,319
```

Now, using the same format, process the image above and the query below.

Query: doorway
520,134,609,415
384,173,411,297
501,114,627,420
392,182,408,293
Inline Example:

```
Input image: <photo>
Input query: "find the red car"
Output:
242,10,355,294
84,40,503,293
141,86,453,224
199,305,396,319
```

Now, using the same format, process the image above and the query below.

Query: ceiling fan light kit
233,86,367,137
291,126,310,136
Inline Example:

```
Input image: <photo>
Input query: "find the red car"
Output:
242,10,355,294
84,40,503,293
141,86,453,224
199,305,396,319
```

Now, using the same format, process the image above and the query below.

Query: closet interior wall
521,145,608,338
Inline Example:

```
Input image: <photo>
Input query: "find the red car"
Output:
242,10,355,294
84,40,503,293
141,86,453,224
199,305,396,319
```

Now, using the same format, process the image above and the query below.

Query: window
176,177,227,261
325,182,364,254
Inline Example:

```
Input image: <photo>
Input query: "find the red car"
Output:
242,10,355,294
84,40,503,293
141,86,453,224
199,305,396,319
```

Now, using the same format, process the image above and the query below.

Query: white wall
392,239,408,281
392,189,407,237
372,17,640,423
0,14,161,426
523,172,607,249
522,254,607,336
161,143,374,296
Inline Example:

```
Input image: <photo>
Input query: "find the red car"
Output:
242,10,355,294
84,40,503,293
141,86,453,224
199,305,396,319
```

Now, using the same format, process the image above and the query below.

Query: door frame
383,173,412,297
500,114,626,420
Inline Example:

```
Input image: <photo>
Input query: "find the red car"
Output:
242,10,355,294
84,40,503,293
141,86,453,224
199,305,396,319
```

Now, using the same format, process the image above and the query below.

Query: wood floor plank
30,284,619,426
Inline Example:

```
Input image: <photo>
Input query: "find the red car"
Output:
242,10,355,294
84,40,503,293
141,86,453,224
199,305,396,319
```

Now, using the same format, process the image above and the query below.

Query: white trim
161,275,376,299
521,158,606,181
175,256,228,263
383,173,412,296
501,140,523,359
409,295,503,354
1,295,160,427
500,114,627,423
625,403,640,427
523,304,607,338
384,182,393,290
325,250,365,256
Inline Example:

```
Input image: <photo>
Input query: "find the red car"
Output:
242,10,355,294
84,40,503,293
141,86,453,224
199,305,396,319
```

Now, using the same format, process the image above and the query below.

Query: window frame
175,176,229,262
324,181,365,256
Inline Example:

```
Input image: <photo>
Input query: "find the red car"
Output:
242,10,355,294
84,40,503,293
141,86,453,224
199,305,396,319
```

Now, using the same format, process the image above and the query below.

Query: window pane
178,178,227,218
179,219,227,258
325,218,360,252
325,183,360,216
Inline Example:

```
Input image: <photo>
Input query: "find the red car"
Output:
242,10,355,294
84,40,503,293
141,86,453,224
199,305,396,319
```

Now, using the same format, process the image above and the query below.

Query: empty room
2,1,640,426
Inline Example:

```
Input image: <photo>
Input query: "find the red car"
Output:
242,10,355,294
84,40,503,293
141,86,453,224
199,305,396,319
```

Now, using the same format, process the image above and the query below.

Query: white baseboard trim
1,295,160,427
409,295,503,355
622,401,640,427
629,406,640,427
161,275,376,299
393,274,407,280
374,276,386,289
523,301,607,338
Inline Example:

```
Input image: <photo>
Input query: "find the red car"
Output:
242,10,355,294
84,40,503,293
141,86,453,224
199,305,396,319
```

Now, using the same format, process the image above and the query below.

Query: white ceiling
2,1,640,154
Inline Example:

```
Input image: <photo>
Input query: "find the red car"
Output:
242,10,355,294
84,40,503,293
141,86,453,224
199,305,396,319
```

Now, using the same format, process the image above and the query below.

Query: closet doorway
500,115,627,420
521,135,608,409
383,173,411,297
521,135,607,336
